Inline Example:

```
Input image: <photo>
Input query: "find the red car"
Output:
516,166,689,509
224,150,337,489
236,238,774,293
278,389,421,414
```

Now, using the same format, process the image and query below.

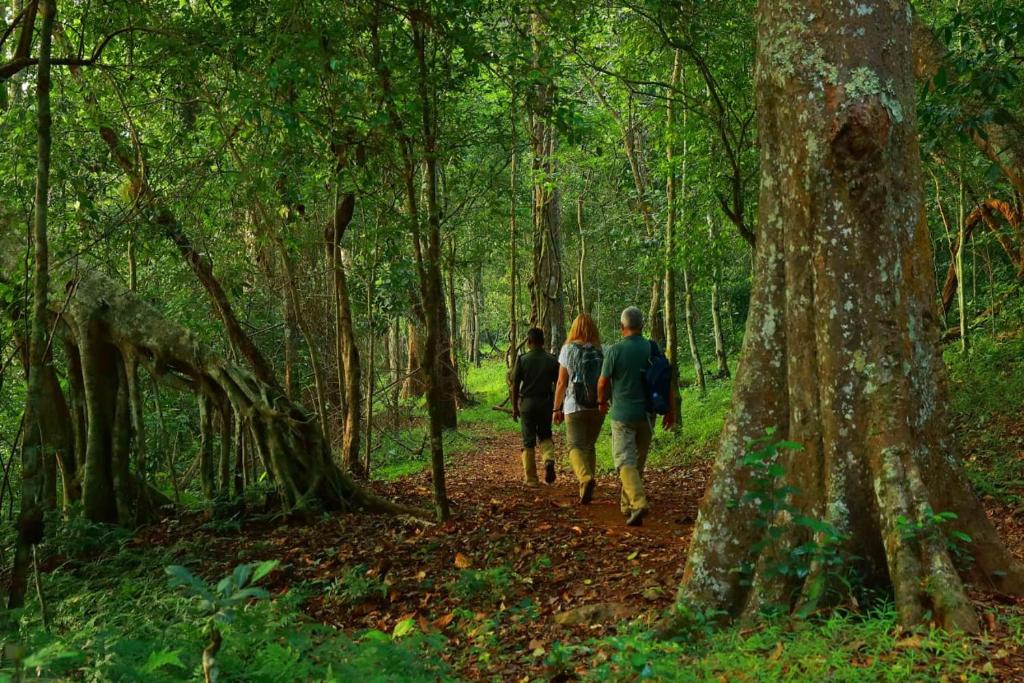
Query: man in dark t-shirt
511,328,560,486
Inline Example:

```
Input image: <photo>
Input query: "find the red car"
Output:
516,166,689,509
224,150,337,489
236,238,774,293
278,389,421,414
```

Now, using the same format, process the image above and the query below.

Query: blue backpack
643,341,671,416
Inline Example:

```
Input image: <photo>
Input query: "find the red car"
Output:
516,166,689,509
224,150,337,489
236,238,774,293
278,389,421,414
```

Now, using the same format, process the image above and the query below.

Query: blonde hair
566,314,601,347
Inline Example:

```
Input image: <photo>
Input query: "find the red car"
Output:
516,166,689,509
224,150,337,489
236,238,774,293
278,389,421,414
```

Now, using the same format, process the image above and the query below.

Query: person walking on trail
511,328,560,486
553,314,605,504
598,307,675,526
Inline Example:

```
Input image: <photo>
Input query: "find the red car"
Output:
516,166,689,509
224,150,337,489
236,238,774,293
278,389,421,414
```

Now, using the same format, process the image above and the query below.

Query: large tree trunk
528,13,566,354
673,0,1024,634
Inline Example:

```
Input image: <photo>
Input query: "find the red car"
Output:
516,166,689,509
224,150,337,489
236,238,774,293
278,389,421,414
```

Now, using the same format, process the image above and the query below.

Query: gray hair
620,306,643,331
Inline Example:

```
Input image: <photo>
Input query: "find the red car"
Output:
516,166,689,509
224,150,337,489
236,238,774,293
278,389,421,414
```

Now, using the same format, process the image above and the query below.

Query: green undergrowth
564,606,1012,682
0,520,451,682
946,334,1024,504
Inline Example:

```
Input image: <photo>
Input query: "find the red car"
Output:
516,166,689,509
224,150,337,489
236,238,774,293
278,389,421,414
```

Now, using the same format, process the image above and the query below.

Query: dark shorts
519,396,553,448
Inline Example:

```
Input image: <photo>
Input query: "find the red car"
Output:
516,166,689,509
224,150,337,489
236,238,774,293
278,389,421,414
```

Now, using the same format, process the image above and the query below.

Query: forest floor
142,428,712,680
138,418,1024,681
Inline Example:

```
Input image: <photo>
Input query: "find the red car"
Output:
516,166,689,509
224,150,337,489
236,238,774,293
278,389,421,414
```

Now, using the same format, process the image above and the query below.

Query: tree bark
413,13,451,521
707,213,731,378
10,0,55,610
507,143,520,367
664,49,684,426
528,13,566,353
673,0,1024,634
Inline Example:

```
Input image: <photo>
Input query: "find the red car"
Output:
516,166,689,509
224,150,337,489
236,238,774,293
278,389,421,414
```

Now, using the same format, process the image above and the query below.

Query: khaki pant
565,410,604,497
611,418,652,515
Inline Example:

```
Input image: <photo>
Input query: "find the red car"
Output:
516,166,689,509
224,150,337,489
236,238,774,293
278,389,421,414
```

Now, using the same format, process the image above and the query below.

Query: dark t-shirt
513,348,559,401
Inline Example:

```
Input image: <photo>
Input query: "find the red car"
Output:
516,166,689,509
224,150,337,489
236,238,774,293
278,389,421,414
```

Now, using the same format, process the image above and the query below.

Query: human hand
512,409,520,422
553,409,564,425
598,401,609,416
663,412,676,430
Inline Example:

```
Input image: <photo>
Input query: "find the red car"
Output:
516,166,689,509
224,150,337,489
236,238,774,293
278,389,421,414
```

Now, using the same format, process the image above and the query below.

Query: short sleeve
512,357,522,387
558,344,570,368
600,346,614,379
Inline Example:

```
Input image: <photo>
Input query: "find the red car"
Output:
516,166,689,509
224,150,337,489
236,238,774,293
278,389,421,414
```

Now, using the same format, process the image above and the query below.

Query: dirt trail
155,427,711,678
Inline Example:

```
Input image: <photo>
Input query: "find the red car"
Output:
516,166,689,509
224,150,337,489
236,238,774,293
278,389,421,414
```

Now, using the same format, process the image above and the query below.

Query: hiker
597,306,675,526
553,314,604,504
511,327,560,486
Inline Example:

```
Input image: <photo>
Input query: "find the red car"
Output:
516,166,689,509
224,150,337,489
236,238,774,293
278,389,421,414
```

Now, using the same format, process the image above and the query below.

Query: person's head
566,314,601,347
619,307,643,336
526,327,545,349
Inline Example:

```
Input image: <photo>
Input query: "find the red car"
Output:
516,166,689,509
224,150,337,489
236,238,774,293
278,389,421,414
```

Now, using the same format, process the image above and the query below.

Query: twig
32,546,49,632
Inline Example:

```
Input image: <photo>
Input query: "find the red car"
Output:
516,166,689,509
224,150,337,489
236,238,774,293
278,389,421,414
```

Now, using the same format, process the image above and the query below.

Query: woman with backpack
553,314,605,504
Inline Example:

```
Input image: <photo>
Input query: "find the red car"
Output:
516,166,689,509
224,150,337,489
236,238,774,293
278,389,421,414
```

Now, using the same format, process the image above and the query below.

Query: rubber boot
539,438,557,484
569,448,595,503
618,465,648,522
522,448,539,486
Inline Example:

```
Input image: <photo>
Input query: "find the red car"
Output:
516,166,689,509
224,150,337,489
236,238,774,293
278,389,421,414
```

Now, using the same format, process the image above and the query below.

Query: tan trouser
566,410,603,496
611,418,652,514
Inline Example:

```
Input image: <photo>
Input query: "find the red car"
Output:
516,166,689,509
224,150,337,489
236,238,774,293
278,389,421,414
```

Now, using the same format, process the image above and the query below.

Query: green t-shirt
600,334,651,422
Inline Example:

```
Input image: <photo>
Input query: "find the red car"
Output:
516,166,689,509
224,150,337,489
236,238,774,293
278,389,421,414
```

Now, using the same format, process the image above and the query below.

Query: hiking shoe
626,508,648,527
579,479,595,505
544,460,556,484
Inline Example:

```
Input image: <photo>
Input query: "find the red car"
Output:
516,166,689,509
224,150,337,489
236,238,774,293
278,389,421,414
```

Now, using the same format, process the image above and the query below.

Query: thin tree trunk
507,144,519,367
413,15,451,521
10,0,55,609
677,80,706,394
956,175,968,353
576,193,587,315
664,50,684,426
707,213,731,378
682,265,706,394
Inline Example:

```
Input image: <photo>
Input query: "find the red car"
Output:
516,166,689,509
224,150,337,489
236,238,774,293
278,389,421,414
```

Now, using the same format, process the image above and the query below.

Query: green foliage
577,606,1000,681
730,430,850,614
166,559,279,623
0,550,451,682
896,509,974,568
448,566,514,606
326,564,389,606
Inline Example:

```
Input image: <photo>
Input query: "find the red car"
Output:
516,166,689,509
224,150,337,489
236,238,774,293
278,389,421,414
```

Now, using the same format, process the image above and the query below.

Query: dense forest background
1,0,1024,680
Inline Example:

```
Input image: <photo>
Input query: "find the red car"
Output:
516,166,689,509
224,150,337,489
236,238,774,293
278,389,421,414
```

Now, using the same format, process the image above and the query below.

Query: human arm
510,360,521,421
597,376,611,415
553,365,569,424
598,346,613,415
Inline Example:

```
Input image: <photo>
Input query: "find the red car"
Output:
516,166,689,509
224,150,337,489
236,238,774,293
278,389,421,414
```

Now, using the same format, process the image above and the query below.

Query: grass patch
562,606,1010,682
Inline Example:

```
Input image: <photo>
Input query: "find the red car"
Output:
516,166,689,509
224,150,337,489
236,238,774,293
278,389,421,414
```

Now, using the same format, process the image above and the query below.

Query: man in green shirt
511,328,560,486
598,307,675,525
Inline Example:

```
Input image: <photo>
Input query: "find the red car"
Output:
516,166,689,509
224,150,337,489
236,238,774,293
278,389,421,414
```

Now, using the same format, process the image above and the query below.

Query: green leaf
392,618,416,638
251,559,279,584
141,648,186,673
